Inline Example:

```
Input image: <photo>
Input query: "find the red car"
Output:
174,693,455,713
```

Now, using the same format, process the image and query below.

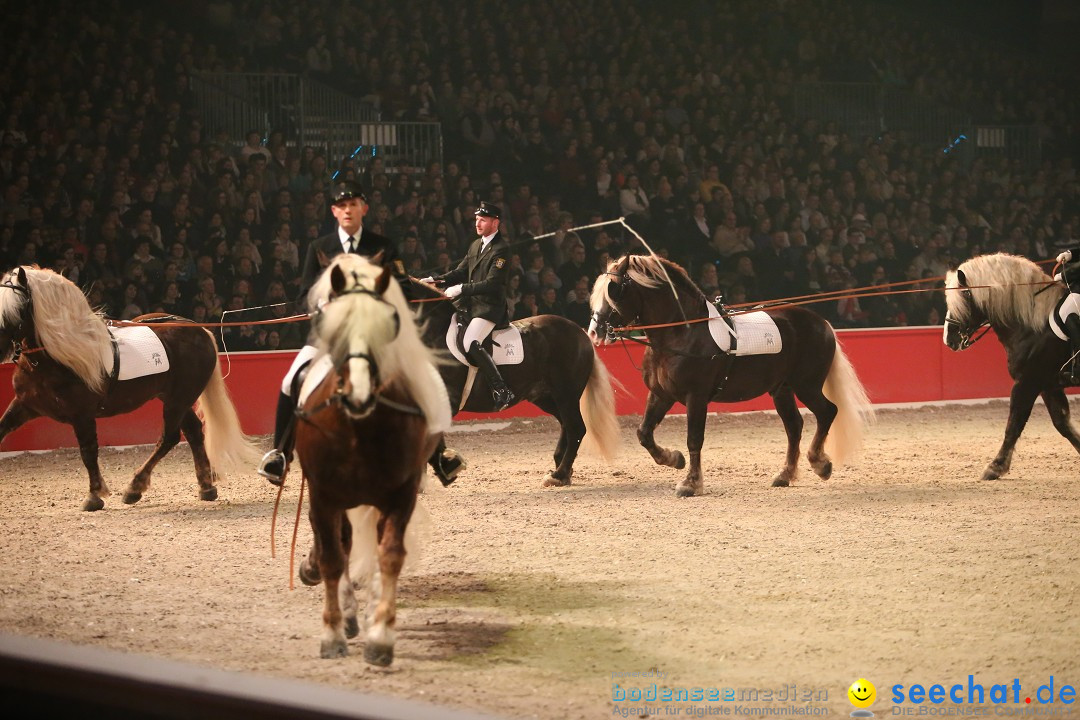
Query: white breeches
462,317,496,349
281,344,319,395
1050,293,1080,342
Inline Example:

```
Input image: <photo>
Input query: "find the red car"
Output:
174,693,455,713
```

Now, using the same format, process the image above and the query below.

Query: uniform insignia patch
495,258,506,269
394,260,405,273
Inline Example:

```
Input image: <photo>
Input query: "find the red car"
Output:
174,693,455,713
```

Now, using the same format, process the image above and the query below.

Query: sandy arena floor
0,400,1077,719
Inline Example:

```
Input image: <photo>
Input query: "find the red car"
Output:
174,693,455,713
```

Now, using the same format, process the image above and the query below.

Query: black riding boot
1064,315,1080,386
466,340,515,411
257,391,298,486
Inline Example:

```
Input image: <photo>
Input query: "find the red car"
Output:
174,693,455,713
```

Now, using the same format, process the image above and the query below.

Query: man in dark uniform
1051,247,1080,384
258,180,463,486
421,201,515,411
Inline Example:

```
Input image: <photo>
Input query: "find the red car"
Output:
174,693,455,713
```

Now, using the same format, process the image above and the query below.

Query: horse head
0,266,34,361
943,268,987,351
587,255,632,346
313,258,402,419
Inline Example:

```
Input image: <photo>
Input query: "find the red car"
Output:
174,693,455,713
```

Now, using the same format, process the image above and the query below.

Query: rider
1051,247,1080,385
421,201,515,411
257,180,463,486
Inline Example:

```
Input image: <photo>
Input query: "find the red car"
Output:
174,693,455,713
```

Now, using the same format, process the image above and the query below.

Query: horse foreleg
179,408,217,501
0,397,39,446
310,506,348,658
770,387,804,488
124,407,186,504
674,392,709,497
637,390,684,470
364,503,411,667
984,382,1040,480
69,416,109,512
1041,388,1080,455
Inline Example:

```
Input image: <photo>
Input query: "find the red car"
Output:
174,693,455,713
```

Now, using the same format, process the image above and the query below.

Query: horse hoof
813,461,833,480
772,477,790,487
981,469,1001,481
122,492,142,505
200,487,218,501
298,561,322,587
82,496,105,512
542,473,571,487
344,616,360,639
363,643,394,667
672,452,686,469
674,482,700,497
319,640,348,659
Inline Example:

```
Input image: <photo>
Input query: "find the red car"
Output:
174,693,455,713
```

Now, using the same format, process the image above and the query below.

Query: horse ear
375,265,392,295
330,264,347,295
15,267,27,287
957,269,967,287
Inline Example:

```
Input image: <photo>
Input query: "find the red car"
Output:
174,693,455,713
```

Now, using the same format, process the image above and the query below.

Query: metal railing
326,122,444,176
793,81,1041,169
191,72,379,151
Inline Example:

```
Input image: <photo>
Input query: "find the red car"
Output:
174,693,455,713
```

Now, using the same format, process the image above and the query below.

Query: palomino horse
944,252,1080,479
0,265,257,511
589,254,874,496
293,254,449,665
412,280,619,486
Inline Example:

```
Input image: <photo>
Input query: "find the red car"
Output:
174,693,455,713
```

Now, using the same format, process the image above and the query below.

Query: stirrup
492,386,515,412
258,448,288,487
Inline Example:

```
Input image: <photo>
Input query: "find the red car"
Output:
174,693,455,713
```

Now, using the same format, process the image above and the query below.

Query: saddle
705,302,782,356
445,313,524,367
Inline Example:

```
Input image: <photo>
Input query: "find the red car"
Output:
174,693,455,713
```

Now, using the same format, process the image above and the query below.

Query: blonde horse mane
0,266,111,393
945,253,1063,332
589,254,702,311
309,254,447,432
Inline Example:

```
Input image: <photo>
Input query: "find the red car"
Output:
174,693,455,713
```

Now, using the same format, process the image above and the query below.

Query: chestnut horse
411,280,619,486
0,266,258,511
944,252,1080,479
293,254,449,665
589,254,874,496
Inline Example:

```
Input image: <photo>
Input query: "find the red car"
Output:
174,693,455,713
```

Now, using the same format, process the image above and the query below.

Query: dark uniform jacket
434,231,511,325
297,227,408,308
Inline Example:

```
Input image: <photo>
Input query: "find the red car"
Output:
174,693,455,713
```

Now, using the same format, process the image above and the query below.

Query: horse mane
2,266,111,393
590,253,705,311
310,254,449,434
945,253,1063,332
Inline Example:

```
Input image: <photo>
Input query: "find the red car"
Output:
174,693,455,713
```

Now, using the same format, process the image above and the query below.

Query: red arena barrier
0,326,1022,452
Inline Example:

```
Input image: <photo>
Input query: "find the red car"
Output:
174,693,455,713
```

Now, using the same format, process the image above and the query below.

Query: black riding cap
332,181,367,205
475,200,501,219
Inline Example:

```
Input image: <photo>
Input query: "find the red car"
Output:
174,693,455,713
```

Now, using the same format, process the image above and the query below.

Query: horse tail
821,333,875,466
346,475,437,582
197,357,261,474
579,347,621,462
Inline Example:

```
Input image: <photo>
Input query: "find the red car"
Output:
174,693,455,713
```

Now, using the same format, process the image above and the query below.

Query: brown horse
589,254,874,496
412,281,619,486
294,254,448,665
0,266,258,511
944,252,1080,479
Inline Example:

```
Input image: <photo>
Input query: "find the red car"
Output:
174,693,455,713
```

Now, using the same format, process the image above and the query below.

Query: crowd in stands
2,0,1080,351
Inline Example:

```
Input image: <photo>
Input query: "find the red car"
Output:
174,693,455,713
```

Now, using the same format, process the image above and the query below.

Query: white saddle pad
444,314,525,366
706,303,782,355
101,326,170,381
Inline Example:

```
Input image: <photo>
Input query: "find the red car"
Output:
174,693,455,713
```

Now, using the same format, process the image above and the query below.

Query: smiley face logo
848,678,876,710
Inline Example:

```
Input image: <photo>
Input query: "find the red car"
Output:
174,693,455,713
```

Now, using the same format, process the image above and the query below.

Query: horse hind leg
69,416,110,512
795,387,838,481
534,394,583,487
180,408,218,501
770,388,804,487
123,404,187,505
1042,388,1080,455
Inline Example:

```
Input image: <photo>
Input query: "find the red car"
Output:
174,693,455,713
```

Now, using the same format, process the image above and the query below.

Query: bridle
590,269,632,344
298,275,421,420
944,280,991,351
0,274,40,363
